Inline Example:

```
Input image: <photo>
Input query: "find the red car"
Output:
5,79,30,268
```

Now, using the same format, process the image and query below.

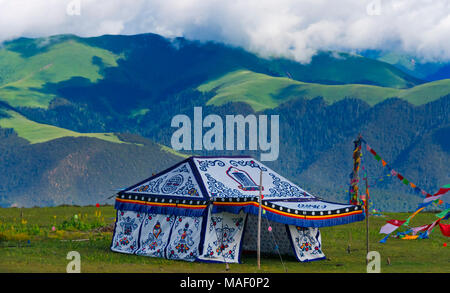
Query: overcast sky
0,0,449,63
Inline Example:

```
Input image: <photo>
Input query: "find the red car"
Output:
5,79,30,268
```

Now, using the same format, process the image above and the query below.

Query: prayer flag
380,223,400,234
379,234,390,243
436,208,450,219
380,219,406,234
402,235,419,240
425,184,450,203
411,225,430,235
438,223,450,237
387,219,406,226
434,184,450,196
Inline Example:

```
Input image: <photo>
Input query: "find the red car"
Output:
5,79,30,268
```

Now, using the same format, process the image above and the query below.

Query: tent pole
221,214,230,271
257,169,263,270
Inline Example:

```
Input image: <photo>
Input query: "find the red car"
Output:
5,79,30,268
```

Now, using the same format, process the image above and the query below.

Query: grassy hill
0,109,125,144
0,205,448,273
0,129,185,207
0,36,120,108
361,50,450,82
264,51,423,88
199,70,450,111
0,34,423,113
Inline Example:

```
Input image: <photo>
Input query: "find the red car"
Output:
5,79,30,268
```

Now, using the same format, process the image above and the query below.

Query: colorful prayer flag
434,184,450,196
403,207,425,226
411,225,430,235
379,234,390,243
438,223,450,237
424,184,450,203
425,218,441,235
380,219,406,234
436,208,450,219
365,143,432,200
380,223,400,234
387,219,406,226
402,235,419,240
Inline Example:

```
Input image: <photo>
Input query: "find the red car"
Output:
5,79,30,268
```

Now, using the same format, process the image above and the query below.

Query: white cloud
0,0,449,63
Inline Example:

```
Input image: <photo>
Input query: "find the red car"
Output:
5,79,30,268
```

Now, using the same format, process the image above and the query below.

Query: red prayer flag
439,223,450,237
424,186,448,202
386,219,406,226
432,185,450,197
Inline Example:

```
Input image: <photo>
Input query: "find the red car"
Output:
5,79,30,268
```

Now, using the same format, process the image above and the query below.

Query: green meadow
0,110,125,144
0,39,120,109
0,205,448,273
199,70,450,111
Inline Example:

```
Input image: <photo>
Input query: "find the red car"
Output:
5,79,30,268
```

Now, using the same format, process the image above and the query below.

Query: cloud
0,0,449,63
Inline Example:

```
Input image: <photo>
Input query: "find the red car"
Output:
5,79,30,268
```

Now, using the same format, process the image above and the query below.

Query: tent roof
115,156,364,227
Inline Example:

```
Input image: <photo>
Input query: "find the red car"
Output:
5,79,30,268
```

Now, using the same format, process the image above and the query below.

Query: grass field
199,70,450,111
0,205,448,273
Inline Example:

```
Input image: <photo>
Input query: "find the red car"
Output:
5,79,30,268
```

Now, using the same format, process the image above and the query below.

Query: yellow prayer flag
402,235,419,240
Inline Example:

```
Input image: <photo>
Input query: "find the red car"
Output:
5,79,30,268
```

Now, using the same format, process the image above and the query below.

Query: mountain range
0,33,448,211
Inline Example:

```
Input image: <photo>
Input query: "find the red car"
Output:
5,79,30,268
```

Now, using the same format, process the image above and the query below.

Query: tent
111,156,365,263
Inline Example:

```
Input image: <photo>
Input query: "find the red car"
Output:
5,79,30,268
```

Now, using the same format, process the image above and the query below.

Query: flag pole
257,169,263,270
364,175,370,263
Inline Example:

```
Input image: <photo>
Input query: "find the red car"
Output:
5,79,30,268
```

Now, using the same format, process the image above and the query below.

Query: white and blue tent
111,156,364,263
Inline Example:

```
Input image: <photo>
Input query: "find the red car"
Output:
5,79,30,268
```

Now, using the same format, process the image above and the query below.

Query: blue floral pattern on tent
198,210,246,263
129,162,202,198
193,158,315,199
287,226,325,262
135,213,176,258
230,159,268,171
205,173,246,198
166,216,203,262
268,173,312,198
111,210,144,254
197,159,226,171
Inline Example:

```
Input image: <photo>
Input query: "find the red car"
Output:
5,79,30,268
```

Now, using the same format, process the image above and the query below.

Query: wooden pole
364,176,370,263
257,169,263,270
